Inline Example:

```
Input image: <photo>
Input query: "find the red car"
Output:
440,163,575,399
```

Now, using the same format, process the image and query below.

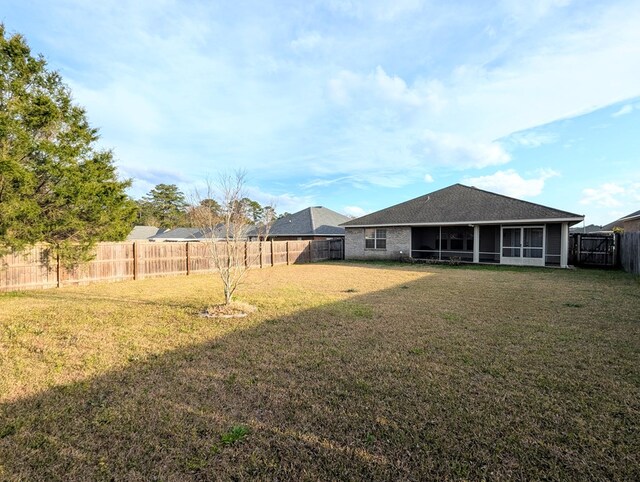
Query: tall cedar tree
0,25,136,263
137,183,188,228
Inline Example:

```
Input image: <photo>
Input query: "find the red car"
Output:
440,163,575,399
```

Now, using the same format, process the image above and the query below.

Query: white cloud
343,205,367,217
327,0,425,21
463,169,559,198
245,187,316,214
580,182,626,207
328,66,446,110
506,130,558,148
291,32,323,52
300,176,355,189
416,130,511,169
11,0,640,205
611,104,634,117
424,173,434,183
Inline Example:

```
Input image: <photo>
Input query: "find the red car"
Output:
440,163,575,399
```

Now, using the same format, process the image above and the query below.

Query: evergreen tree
0,25,136,263
137,184,188,228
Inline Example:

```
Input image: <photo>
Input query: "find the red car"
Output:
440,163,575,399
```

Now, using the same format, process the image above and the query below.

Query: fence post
271,239,275,266
244,241,248,268
133,241,138,280
286,241,290,265
259,242,263,268
185,242,190,276
308,241,312,263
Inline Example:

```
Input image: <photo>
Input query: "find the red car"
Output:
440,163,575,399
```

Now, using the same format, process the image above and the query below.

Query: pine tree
137,184,188,228
0,25,136,263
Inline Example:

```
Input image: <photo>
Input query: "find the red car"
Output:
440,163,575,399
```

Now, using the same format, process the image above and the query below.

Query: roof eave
344,217,585,228
266,233,345,237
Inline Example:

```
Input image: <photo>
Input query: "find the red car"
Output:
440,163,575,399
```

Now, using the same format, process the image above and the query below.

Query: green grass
0,262,638,480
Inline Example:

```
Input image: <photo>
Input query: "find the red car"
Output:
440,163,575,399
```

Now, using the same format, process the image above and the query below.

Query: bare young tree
191,170,275,307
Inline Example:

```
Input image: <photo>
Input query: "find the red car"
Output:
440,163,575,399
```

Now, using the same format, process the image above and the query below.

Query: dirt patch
201,301,258,318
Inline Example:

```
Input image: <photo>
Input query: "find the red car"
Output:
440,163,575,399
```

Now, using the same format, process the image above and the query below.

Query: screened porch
411,225,501,263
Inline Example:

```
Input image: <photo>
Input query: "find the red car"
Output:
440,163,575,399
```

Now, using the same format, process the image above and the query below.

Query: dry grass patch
0,262,638,480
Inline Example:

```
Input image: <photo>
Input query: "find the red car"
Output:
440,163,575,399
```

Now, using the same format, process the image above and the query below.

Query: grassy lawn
1,262,638,480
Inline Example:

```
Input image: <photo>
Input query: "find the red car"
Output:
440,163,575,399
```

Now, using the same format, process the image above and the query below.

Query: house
610,209,640,233
341,184,584,268
598,209,640,233
250,206,350,241
126,226,166,241
570,224,604,234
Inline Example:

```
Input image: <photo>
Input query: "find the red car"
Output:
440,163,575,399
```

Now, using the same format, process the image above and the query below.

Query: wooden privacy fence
620,232,640,275
0,239,344,292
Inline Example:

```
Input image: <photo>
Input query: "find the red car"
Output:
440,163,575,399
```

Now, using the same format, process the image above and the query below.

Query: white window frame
365,228,387,250
499,225,546,266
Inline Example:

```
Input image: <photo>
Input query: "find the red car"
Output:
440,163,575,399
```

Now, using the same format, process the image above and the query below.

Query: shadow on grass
1,274,638,480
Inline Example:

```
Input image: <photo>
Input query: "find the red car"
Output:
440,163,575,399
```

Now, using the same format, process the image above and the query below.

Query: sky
2,0,640,225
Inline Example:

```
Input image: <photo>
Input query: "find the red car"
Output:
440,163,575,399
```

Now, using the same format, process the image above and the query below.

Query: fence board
0,238,345,292
620,232,640,275
0,245,57,291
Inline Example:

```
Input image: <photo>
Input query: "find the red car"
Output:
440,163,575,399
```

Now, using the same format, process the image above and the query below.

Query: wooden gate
569,233,619,268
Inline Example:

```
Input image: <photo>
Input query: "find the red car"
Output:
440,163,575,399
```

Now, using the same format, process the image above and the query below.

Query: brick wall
345,227,411,260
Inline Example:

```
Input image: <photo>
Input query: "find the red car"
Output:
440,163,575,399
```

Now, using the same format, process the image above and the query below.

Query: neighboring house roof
619,209,640,222
148,224,248,241
126,226,165,240
265,206,351,237
601,220,622,232
570,224,605,234
150,227,204,241
600,209,640,232
341,184,584,227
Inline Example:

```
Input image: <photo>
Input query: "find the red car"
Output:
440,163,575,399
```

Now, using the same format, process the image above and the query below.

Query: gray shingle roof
619,209,640,221
126,226,164,240
149,224,249,241
150,228,204,240
569,224,605,234
342,184,583,227
268,207,350,237
601,220,623,231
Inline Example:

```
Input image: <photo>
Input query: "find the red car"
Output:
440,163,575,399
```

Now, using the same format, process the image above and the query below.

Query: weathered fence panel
60,242,135,286
0,245,57,291
288,241,311,264
620,232,640,275
0,238,345,292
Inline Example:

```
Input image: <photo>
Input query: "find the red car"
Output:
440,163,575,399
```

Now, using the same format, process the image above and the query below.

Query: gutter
342,217,585,228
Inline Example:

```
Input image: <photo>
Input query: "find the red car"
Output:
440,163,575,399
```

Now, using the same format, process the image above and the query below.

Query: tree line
135,183,287,230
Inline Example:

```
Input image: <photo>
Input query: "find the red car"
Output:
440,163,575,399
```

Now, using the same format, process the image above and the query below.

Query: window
365,228,387,249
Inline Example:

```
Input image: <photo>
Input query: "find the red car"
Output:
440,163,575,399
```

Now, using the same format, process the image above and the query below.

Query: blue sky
3,0,640,225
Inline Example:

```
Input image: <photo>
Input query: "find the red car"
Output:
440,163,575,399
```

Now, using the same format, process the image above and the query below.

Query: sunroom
410,223,564,267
